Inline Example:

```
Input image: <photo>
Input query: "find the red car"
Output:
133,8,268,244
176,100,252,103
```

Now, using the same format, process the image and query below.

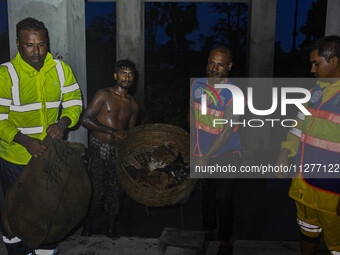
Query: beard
206,70,228,86
118,81,132,90
207,70,228,78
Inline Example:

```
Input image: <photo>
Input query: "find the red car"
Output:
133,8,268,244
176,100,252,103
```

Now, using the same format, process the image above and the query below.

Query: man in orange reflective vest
276,36,340,254
190,45,241,254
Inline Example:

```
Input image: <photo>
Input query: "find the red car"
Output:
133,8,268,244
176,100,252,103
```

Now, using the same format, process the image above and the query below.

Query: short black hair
114,59,136,74
210,45,233,63
16,17,49,43
310,35,340,62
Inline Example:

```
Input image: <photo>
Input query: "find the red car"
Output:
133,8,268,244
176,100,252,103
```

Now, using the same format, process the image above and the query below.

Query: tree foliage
209,3,248,50
199,3,248,77
86,6,116,101
299,0,327,51
145,3,199,51
145,3,163,51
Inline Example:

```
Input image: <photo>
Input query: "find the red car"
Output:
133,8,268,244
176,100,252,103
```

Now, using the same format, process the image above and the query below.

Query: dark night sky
85,0,315,52
0,1,7,33
0,0,319,52
276,0,314,51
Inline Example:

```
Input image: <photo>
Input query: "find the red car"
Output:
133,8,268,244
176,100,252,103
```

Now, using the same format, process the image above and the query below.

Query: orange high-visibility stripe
195,120,223,135
300,88,340,166
194,102,224,117
308,108,340,125
301,134,340,153
300,88,340,184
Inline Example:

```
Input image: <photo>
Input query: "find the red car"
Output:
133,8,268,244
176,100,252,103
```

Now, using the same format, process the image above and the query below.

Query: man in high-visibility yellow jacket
0,17,82,255
276,36,340,255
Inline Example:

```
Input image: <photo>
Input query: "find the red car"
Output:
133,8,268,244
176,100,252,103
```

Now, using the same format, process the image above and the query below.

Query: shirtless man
81,59,139,238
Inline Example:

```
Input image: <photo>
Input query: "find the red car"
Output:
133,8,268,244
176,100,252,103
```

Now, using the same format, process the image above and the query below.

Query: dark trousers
0,157,58,255
202,150,240,241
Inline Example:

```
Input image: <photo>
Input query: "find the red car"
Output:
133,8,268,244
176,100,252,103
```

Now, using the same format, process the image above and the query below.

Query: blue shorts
0,157,25,227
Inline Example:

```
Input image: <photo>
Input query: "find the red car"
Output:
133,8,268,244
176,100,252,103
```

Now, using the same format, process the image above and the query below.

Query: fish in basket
125,140,190,190
116,124,196,207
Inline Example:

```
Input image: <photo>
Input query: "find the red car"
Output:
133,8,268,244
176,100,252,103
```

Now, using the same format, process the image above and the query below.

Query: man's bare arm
81,90,126,139
128,100,139,129
275,148,290,167
46,116,71,140
13,132,46,158
13,110,72,157
274,148,291,178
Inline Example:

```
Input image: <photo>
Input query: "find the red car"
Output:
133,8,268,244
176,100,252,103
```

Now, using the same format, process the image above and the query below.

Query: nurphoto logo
200,84,311,116
196,80,312,128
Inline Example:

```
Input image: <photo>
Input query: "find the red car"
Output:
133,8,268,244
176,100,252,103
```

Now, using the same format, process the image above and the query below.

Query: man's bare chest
103,99,132,115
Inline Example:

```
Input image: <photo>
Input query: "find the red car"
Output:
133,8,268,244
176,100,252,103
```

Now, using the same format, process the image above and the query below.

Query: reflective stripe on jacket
0,52,82,164
283,80,340,214
296,83,340,194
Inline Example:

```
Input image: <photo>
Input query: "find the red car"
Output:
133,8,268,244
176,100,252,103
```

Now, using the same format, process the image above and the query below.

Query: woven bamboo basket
116,123,196,207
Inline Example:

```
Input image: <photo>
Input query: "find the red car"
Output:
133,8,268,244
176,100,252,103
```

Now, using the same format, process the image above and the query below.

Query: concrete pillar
116,0,144,109
325,0,340,36
247,0,276,78
7,0,87,146
246,0,277,151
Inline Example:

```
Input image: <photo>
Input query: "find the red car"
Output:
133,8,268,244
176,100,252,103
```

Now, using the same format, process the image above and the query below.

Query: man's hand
110,128,127,141
25,138,47,158
275,148,290,178
47,117,71,140
195,155,210,167
13,133,46,158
